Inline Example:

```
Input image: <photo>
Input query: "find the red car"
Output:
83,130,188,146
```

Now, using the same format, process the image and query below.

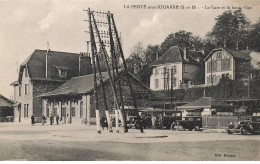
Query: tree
126,42,144,76
160,30,204,54
248,19,260,51
208,9,250,50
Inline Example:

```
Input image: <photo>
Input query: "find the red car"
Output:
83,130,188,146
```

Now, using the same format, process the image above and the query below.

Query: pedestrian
60,115,63,125
151,115,156,129
42,115,46,126
50,114,54,125
56,114,59,125
159,114,163,130
31,115,35,126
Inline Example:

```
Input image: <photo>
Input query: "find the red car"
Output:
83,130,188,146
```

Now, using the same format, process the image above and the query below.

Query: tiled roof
204,47,252,61
39,70,152,98
150,46,204,66
177,97,232,109
18,49,86,82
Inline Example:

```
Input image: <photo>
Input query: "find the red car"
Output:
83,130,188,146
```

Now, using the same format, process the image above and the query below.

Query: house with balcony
150,46,204,91
10,49,92,123
204,47,251,86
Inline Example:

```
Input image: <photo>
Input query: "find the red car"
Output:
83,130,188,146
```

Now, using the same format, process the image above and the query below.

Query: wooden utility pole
163,67,166,110
111,14,144,133
88,8,101,134
170,68,173,110
91,12,121,133
89,10,113,133
107,12,128,133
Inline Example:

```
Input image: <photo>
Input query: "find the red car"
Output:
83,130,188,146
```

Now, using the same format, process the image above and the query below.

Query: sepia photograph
0,0,260,161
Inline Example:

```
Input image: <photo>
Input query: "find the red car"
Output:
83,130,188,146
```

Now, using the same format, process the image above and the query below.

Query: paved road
0,123,259,161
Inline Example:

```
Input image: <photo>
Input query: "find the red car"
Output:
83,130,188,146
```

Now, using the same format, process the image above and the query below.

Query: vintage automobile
132,109,183,129
226,116,260,135
171,116,202,131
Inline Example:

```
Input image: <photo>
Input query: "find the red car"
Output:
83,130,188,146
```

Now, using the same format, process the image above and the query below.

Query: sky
0,0,260,99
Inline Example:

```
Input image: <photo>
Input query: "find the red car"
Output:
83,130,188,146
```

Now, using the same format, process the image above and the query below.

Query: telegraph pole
88,8,101,134
107,12,128,133
170,68,173,110
111,14,144,133
91,12,121,133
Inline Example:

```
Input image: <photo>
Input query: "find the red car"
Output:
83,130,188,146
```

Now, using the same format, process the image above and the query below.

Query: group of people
30,114,60,126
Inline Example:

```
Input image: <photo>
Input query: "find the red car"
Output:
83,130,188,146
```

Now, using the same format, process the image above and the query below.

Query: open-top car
171,116,202,131
226,116,260,135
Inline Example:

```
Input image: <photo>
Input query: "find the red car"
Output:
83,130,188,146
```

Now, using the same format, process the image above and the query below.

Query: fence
202,115,239,129
0,116,14,122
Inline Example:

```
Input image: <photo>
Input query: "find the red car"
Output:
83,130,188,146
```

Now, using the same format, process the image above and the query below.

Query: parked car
171,116,202,131
226,116,260,135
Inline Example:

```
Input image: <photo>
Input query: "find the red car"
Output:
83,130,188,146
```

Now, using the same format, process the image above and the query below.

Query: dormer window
59,70,67,78
56,66,68,78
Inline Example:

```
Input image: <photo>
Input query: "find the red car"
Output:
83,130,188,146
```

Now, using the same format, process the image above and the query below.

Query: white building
150,46,204,91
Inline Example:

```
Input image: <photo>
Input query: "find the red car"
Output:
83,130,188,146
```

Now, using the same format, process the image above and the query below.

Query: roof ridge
35,49,81,55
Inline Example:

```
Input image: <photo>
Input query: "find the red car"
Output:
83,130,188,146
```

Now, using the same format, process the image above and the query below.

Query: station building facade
39,70,153,124
10,49,92,123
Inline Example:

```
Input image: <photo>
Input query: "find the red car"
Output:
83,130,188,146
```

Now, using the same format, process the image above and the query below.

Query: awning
13,101,21,107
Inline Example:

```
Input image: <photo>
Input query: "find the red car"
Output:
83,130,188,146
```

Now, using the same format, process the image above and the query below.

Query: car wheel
178,125,184,131
195,126,200,131
170,123,176,131
241,127,248,135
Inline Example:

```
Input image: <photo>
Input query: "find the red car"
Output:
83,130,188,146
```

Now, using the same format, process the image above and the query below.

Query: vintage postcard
0,0,260,161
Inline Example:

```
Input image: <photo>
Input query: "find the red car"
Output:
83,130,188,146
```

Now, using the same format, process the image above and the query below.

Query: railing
202,115,239,129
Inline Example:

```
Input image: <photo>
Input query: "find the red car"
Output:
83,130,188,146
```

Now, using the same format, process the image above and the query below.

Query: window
213,62,217,72
71,107,75,117
221,59,231,71
155,79,159,89
46,107,49,117
59,70,67,78
24,104,27,117
25,84,29,95
19,86,21,96
24,104,29,117
155,68,159,76
53,108,57,116
80,101,83,118
171,77,176,87
25,68,28,77
171,66,177,74
216,52,222,59
62,107,66,117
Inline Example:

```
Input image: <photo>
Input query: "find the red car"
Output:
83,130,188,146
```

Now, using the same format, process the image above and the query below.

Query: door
61,107,66,124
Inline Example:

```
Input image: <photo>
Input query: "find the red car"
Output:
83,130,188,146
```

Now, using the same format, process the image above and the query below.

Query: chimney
201,48,205,55
79,53,82,76
224,38,226,48
46,42,50,79
183,47,187,60
236,41,239,51
156,52,159,60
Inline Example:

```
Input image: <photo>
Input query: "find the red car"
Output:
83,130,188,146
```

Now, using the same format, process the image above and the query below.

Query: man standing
42,115,46,126
50,114,54,125
56,114,59,125
31,115,35,126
